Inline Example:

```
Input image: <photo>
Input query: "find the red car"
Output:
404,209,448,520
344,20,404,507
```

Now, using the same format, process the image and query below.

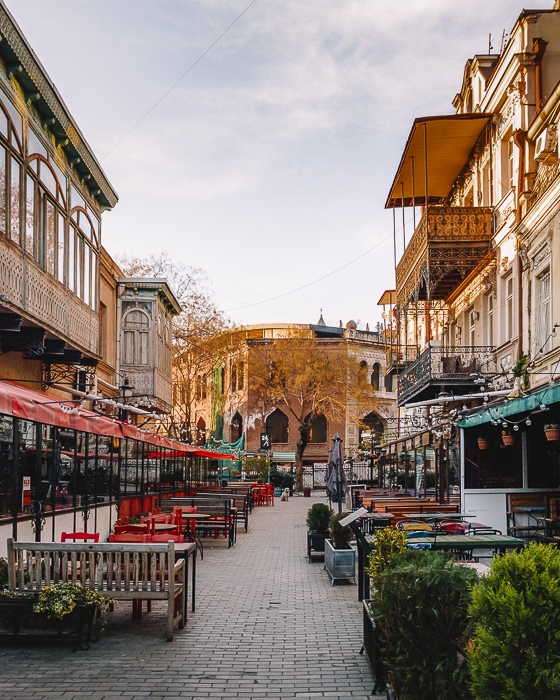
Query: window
306,413,327,443
501,131,514,198
536,270,551,355
371,363,380,391
468,307,476,347
266,409,288,443
486,294,494,346
231,412,243,442
122,309,150,366
505,275,514,340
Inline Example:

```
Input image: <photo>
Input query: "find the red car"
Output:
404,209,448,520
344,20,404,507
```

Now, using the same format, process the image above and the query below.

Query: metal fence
292,461,371,490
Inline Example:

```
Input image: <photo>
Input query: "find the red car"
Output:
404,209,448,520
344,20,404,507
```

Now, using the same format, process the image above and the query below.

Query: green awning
458,384,560,429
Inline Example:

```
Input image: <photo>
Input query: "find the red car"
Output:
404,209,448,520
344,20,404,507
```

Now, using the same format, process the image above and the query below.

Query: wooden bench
196,491,250,533
507,493,548,539
7,539,186,641
160,498,235,548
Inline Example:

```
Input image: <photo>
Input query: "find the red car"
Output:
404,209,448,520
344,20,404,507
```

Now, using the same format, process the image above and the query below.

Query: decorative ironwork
396,207,493,306
397,345,497,405
42,364,97,392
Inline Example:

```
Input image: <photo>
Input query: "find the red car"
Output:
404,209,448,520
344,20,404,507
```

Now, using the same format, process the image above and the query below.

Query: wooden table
172,541,197,617
402,512,476,520
408,533,524,555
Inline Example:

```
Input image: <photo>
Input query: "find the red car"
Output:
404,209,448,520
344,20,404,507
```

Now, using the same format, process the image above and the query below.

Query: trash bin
303,487,311,497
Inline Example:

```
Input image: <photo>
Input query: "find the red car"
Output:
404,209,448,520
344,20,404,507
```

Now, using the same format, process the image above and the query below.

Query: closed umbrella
325,432,347,512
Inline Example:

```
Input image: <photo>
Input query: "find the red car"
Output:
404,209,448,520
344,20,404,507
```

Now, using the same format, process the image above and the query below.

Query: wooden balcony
396,207,493,306
0,237,99,358
397,344,497,406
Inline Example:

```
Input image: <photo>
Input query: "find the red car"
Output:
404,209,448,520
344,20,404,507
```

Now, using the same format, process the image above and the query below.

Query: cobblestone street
0,493,382,700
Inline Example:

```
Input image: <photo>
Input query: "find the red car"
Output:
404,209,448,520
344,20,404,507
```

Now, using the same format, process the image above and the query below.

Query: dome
345,320,357,330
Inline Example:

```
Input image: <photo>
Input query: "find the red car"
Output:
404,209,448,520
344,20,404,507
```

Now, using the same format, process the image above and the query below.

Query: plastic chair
114,524,149,535
406,530,433,540
438,521,469,534
398,521,433,532
407,542,432,550
61,531,100,543
148,533,185,543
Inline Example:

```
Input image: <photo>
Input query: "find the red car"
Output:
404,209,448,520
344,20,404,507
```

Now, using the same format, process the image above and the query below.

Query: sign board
260,432,271,450
22,476,31,508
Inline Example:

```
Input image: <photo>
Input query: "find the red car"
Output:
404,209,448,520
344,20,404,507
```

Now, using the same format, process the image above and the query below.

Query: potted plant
324,511,355,585
370,549,478,699
501,429,515,446
306,503,333,561
0,582,114,650
361,528,408,694
477,435,488,450
468,543,560,700
544,423,560,441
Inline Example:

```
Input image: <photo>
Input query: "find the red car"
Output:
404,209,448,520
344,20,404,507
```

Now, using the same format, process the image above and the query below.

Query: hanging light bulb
502,421,508,427
540,403,547,411
526,418,532,426
513,424,519,431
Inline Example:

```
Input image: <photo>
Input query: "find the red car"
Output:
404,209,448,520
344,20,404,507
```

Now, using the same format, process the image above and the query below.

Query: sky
4,0,555,330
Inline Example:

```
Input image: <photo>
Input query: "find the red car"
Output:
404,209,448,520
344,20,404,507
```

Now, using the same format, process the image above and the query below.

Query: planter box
502,435,515,446
0,598,98,651
362,600,386,694
545,428,560,441
324,538,356,585
307,532,329,562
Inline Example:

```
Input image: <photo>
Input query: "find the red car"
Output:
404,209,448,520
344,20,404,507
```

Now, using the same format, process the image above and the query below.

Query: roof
385,114,491,208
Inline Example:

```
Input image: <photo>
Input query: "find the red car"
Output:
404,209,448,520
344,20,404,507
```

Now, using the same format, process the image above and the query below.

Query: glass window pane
91,250,98,309
9,156,20,244
0,92,22,144
76,235,82,299
71,184,85,211
68,226,75,292
25,174,35,255
0,145,6,235
57,212,65,284
39,161,57,197
0,109,7,139
27,128,48,159
45,198,55,275
123,330,135,364
84,243,90,306
139,332,149,364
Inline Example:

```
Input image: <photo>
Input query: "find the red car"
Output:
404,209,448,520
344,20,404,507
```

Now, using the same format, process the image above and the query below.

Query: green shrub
269,470,295,491
329,511,353,549
0,557,7,588
370,549,478,700
467,543,560,700
365,527,408,588
306,503,332,534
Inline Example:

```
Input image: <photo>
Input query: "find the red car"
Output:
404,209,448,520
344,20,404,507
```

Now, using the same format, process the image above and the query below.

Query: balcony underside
396,207,493,306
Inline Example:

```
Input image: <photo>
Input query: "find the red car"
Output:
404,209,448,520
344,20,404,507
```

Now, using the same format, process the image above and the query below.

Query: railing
396,206,493,305
398,345,496,404
386,344,419,372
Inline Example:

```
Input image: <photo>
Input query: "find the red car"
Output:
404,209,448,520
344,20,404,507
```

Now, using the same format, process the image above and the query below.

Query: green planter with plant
369,549,478,699
468,543,560,700
324,511,355,585
306,503,333,562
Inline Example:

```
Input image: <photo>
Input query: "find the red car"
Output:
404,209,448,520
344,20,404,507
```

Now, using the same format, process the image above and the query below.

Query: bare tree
249,329,374,490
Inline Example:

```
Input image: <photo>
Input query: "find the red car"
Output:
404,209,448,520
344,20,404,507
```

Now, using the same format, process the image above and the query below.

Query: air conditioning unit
535,127,556,162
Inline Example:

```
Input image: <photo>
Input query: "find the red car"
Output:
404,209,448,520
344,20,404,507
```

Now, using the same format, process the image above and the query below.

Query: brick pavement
0,492,383,700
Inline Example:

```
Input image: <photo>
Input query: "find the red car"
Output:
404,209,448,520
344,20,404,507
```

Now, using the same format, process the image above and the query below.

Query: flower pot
307,531,329,562
324,538,356,585
544,428,560,442
502,435,515,446
477,438,488,450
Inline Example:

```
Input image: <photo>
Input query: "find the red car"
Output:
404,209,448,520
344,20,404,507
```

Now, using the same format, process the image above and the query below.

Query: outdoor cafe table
407,533,524,555
170,541,197,617
401,512,476,522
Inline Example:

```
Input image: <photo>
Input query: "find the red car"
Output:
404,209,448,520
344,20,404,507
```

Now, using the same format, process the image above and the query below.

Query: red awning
0,379,200,453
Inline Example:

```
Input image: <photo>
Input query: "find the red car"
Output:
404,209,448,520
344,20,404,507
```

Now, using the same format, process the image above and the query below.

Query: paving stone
0,493,384,700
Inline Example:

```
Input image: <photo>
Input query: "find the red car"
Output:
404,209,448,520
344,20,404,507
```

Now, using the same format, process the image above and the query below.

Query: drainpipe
513,129,527,362
533,38,548,114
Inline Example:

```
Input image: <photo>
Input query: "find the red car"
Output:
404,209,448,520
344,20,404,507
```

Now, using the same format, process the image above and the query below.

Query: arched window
306,413,327,443
266,409,288,443
359,360,368,384
122,309,150,365
371,363,380,391
231,412,243,442
361,412,385,445
196,418,206,446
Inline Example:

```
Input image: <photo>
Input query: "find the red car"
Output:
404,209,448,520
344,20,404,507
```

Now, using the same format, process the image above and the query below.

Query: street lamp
118,378,134,422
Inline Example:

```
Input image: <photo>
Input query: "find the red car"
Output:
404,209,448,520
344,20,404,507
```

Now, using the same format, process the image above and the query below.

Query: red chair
438,521,469,534
148,533,185,543
61,531,100,542
113,524,150,535
109,533,149,542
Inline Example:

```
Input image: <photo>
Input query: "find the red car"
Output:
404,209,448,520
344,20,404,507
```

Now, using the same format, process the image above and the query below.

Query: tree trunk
295,424,310,492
